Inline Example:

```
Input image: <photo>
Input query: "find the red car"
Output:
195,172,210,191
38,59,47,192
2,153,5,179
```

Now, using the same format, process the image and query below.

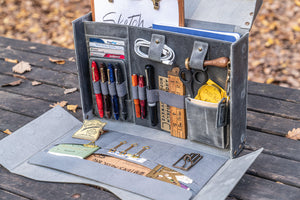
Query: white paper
94,0,179,28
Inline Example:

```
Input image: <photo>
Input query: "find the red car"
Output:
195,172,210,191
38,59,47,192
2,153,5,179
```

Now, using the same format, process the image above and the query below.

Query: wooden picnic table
0,36,299,200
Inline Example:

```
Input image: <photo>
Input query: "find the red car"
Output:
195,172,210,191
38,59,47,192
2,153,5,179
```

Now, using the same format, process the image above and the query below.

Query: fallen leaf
13,74,27,79
286,128,300,140
49,57,65,65
292,25,300,32
32,81,42,86
12,61,32,74
68,57,76,62
64,87,77,94
3,129,12,135
5,58,18,63
67,104,78,113
50,101,68,108
266,78,275,84
1,80,22,87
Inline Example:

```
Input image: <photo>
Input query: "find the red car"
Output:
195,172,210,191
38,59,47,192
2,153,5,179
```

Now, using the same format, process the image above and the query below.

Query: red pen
139,75,146,119
91,61,104,118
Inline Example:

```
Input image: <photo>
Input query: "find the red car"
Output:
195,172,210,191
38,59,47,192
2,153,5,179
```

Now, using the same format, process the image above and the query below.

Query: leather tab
189,41,208,71
216,98,228,127
148,34,165,62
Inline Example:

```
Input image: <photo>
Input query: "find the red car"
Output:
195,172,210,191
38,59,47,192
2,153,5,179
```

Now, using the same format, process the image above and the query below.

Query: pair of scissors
180,56,230,97
179,68,208,97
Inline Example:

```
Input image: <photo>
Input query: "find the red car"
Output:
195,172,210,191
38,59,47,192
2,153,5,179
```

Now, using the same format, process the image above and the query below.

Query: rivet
155,40,160,44
198,47,202,52
249,12,254,16
239,144,242,149
245,22,250,26
234,150,237,155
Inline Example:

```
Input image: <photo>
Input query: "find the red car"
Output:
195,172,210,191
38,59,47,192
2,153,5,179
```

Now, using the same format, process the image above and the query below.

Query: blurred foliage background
0,0,299,89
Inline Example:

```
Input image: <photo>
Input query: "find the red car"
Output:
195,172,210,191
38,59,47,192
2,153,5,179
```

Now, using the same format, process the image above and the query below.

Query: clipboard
91,0,185,27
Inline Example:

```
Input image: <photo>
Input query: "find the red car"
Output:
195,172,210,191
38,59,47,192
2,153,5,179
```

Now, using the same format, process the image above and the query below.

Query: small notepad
48,144,100,159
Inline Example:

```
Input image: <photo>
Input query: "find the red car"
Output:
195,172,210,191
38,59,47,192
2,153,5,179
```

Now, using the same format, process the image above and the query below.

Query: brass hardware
108,0,114,3
172,153,202,171
109,141,127,152
133,146,150,158
152,0,161,10
120,143,138,155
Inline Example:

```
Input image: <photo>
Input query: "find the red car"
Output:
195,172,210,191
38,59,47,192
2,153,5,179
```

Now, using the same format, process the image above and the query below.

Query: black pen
114,64,127,120
145,65,158,126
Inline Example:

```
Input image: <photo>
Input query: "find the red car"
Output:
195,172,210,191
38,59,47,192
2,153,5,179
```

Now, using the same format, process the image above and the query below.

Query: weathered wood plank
0,91,53,118
0,189,29,200
0,36,75,59
247,111,300,137
0,47,77,74
230,174,300,200
246,129,300,162
0,166,119,200
241,150,300,188
0,60,79,88
0,109,34,132
248,94,300,120
0,74,81,106
248,81,300,103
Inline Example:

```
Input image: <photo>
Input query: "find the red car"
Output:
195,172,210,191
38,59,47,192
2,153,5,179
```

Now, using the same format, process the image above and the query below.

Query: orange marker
131,74,141,118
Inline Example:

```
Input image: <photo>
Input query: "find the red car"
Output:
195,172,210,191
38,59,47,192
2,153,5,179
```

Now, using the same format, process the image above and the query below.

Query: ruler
159,76,170,132
168,67,186,139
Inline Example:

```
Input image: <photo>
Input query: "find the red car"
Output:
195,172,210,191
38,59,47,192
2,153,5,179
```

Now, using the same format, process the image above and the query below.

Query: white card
94,0,179,28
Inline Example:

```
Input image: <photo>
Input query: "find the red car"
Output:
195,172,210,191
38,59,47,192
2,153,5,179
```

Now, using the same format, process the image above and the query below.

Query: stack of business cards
89,38,125,59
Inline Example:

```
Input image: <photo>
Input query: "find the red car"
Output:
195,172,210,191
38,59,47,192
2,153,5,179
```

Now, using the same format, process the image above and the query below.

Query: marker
145,65,158,126
91,61,104,118
107,64,119,120
139,75,146,119
99,63,111,118
132,74,141,118
114,64,127,120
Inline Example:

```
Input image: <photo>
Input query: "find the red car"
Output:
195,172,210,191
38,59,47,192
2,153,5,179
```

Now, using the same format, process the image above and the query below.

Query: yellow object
195,79,227,103
72,119,107,142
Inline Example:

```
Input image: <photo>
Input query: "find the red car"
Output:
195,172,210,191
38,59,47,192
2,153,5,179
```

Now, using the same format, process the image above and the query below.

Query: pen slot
116,82,128,98
100,81,109,96
186,98,228,149
108,82,117,96
138,86,146,101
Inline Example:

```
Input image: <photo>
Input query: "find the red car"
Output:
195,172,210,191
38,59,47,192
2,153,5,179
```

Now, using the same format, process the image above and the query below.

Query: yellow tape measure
195,79,227,103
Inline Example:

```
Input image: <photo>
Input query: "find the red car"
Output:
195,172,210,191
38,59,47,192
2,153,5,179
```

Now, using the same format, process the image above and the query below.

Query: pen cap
145,65,155,89
131,74,138,87
107,64,115,83
114,64,123,84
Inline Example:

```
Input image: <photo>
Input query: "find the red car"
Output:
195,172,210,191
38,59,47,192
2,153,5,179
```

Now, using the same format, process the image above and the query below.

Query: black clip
172,153,202,171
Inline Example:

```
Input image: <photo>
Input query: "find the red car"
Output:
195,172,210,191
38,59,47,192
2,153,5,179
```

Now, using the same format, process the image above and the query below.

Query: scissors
179,67,208,97
180,57,230,97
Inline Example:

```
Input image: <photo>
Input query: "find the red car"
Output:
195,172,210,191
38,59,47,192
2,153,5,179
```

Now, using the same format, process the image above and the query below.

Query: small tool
109,141,127,152
172,153,203,171
107,64,119,120
131,74,141,118
100,63,111,118
145,65,158,126
91,61,104,118
120,143,138,155
185,57,229,70
181,57,229,97
138,75,147,119
114,64,127,120
133,146,150,158
179,67,208,97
